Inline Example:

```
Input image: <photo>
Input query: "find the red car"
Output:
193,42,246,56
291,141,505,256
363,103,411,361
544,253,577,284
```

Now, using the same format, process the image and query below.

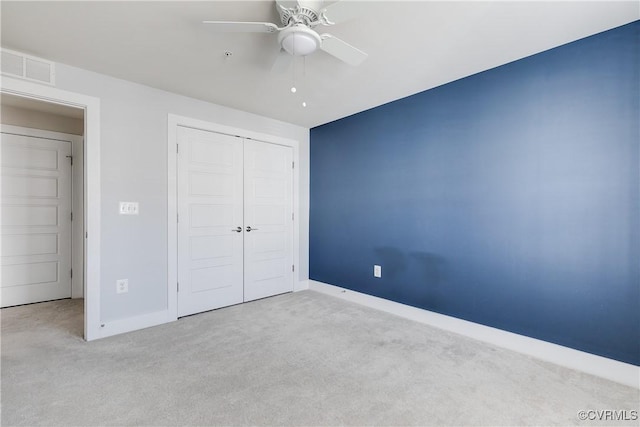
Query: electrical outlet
116,279,128,294
374,265,382,278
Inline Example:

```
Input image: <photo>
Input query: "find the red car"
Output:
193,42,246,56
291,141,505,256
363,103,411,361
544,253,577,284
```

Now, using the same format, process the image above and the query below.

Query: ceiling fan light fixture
278,26,321,56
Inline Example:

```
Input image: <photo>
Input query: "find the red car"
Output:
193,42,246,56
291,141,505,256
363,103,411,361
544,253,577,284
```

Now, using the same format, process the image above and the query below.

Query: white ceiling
1,1,637,128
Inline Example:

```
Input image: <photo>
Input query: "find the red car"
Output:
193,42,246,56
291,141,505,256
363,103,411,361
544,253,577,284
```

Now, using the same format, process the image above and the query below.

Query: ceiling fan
203,0,367,70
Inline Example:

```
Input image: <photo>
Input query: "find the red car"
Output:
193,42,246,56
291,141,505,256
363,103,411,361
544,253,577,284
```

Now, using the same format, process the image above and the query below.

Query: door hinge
176,144,179,154
66,155,73,165
70,212,73,221
177,213,179,223
70,269,73,278
177,282,180,292
292,264,295,272
292,212,294,221
292,161,295,169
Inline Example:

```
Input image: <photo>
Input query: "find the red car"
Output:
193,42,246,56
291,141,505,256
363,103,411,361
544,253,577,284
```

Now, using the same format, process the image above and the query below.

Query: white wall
51,63,309,324
0,104,84,135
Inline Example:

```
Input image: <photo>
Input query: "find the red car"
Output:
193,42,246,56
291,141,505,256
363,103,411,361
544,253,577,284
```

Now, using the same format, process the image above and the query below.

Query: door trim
1,76,101,341
167,114,300,320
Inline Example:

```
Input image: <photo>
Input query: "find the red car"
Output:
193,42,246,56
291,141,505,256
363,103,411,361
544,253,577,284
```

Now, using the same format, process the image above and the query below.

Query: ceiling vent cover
1,48,55,86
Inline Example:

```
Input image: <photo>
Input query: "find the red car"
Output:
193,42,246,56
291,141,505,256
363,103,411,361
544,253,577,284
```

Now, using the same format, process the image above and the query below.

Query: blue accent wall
310,22,640,365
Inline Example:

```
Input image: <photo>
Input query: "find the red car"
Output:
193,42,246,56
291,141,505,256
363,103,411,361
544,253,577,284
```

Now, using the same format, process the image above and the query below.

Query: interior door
1,132,72,307
177,126,244,317
243,139,294,301
176,126,294,316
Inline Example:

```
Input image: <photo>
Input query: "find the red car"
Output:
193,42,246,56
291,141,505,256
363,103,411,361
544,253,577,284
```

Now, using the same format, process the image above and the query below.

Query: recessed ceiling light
291,86,297,93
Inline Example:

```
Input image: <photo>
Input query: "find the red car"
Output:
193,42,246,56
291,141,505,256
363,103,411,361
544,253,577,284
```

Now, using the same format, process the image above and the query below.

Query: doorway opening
1,94,85,337
1,78,101,341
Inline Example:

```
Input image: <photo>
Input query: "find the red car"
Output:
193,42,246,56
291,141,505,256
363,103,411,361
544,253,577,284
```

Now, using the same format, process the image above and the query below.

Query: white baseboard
94,281,311,340
309,280,639,389
294,280,310,292
95,309,175,340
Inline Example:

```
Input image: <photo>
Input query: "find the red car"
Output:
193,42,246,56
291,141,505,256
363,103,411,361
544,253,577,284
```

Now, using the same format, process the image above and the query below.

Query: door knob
232,226,242,232
246,226,258,232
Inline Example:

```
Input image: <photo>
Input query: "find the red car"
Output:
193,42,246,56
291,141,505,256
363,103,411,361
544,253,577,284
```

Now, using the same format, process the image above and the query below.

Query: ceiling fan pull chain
291,36,297,93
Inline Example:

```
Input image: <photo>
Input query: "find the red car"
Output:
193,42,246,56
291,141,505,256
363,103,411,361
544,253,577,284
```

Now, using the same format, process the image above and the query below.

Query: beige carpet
1,290,638,426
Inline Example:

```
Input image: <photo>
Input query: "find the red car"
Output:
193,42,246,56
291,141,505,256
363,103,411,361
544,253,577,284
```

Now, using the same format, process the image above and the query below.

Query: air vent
1,48,55,86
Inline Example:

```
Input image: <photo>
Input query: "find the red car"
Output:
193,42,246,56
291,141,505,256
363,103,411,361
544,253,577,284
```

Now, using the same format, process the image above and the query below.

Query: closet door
177,126,243,317
243,139,294,301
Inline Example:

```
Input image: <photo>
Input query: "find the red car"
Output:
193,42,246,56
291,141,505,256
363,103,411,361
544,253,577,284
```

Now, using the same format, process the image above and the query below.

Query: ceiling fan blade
320,0,361,25
202,21,279,33
271,49,294,74
320,34,367,66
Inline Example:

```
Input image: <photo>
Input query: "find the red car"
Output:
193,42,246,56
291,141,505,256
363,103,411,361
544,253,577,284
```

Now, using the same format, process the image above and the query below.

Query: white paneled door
177,127,244,317
243,139,293,302
177,126,293,317
1,132,72,307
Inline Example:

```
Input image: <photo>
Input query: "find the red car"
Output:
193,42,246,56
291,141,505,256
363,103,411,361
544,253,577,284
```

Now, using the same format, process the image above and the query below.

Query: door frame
167,114,300,320
1,76,101,341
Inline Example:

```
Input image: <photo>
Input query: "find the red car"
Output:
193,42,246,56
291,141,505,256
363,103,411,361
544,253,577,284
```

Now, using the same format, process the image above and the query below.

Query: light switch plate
119,202,139,215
